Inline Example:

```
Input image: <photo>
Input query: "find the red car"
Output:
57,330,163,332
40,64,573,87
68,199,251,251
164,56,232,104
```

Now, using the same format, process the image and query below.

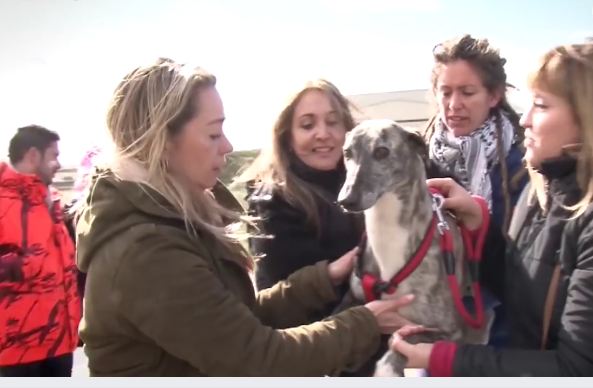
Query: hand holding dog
365,294,415,334
426,178,483,231
327,246,359,286
389,325,434,369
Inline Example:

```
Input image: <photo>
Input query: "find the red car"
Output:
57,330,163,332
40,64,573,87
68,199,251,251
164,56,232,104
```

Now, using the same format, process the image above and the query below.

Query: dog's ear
401,126,429,162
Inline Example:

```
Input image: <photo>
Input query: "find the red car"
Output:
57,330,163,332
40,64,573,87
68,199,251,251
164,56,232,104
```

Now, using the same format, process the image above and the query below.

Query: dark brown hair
425,35,524,231
8,125,60,164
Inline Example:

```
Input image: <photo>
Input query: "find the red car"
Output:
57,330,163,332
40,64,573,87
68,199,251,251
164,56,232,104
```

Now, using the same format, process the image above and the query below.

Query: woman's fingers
328,246,359,286
426,178,455,195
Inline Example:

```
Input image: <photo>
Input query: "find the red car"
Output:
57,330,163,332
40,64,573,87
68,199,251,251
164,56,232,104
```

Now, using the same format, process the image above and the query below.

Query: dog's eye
343,148,353,159
373,147,389,160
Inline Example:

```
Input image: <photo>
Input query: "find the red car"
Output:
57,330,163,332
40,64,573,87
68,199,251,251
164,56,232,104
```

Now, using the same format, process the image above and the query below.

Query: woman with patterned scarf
423,35,529,348
424,34,528,233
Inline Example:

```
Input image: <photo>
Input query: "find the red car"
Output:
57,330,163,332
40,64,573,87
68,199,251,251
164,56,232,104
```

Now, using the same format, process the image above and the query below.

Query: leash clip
432,194,449,235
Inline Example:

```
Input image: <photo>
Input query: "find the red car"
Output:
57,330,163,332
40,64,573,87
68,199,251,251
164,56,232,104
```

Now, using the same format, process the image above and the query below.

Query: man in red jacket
0,125,81,376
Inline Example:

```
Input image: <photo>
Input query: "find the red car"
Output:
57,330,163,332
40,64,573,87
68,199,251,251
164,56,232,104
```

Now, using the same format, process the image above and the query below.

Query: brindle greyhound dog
337,119,489,377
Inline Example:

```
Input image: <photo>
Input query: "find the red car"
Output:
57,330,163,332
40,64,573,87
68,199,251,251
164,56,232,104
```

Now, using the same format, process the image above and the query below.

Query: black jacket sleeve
478,221,507,303
453,216,593,376
248,192,327,291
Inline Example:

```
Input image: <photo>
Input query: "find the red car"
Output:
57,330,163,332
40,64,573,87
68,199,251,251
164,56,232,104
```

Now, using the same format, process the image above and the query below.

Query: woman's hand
427,178,484,231
327,247,359,286
365,294,416,334
390,325,434,369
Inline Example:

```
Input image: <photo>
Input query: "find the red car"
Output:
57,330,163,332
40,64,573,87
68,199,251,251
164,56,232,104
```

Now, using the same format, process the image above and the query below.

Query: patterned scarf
429,112,515,209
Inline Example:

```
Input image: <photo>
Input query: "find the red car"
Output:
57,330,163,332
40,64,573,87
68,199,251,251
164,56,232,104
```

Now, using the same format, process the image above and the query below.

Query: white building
349,89,433,131
348,87,527,131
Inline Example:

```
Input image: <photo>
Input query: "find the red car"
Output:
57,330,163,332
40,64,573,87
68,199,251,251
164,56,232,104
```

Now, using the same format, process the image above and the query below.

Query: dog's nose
337,195,359,211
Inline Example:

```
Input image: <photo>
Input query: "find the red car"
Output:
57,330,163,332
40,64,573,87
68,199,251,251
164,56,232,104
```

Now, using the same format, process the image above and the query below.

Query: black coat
247,159,363,292
247,160,377,376
454,157,593,376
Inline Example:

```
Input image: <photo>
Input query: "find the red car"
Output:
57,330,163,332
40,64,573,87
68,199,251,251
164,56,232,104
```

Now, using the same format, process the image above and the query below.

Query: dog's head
337,119,428,212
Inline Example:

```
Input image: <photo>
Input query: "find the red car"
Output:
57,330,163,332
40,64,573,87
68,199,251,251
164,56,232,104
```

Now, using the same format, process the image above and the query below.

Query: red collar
359,213,437,303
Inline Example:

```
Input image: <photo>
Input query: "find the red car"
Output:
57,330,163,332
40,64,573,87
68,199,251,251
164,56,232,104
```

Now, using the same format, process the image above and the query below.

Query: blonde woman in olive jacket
76,58,412,376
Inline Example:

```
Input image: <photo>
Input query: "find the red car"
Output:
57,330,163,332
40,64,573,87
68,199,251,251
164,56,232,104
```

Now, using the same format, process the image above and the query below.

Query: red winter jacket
0,162,81,366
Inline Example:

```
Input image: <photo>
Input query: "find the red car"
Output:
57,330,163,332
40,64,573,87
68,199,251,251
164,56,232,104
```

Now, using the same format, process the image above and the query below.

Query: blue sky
1,0,592,166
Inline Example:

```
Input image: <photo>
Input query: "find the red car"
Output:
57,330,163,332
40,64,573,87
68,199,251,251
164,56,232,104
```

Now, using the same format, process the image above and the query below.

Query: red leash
434,188,490,329
358,189,490,329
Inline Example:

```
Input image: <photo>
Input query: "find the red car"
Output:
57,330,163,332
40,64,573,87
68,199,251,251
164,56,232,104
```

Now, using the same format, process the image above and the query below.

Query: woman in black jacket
392,43,593,376
242,79,363,293
242,79,454,295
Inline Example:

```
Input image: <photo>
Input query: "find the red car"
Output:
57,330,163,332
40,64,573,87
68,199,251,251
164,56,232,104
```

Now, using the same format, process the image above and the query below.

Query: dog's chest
365,193,411,280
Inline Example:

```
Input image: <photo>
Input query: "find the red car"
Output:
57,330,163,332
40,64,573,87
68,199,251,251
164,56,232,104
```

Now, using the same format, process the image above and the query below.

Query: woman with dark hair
424,34,528,233
423,35,530,347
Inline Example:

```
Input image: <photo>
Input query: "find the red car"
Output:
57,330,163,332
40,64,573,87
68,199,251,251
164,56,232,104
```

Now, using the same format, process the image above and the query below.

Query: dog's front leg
374,349,407,377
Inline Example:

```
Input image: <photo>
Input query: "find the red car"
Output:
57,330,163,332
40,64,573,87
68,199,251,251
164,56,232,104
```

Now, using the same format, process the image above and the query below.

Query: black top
247,156,363,292
455,156,593,376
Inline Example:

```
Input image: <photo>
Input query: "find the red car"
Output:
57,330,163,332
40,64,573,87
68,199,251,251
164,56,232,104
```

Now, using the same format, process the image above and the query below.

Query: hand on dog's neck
364,185,433,281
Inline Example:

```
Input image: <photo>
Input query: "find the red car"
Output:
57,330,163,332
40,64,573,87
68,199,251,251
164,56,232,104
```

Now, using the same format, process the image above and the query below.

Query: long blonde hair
239,79,356,232
106,58,252,270
527,43,593,217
